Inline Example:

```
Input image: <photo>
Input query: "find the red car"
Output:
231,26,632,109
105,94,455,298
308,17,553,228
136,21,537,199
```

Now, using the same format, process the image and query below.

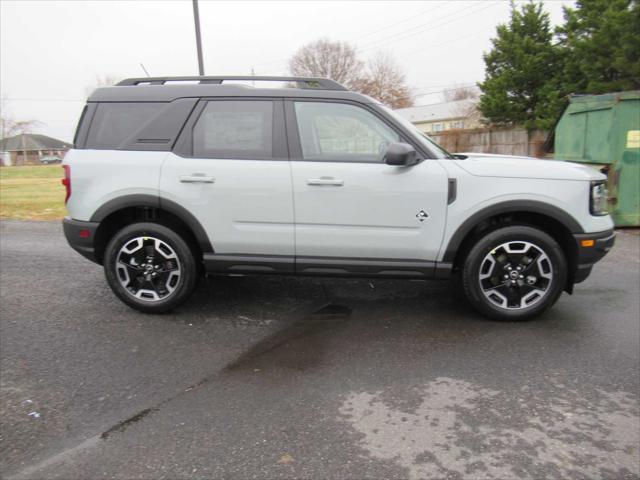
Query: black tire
462,226,567,321
103,222,199,314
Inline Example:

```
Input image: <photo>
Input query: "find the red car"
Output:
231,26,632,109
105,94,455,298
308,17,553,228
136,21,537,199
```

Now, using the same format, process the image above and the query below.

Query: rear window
86,102,164,149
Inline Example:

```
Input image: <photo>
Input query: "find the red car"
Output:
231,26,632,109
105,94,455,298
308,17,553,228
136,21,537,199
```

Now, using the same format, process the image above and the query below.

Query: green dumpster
554,91,640,226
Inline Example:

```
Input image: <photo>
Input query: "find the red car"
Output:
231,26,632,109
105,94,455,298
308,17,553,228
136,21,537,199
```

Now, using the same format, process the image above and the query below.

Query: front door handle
306,177,344,187
179,174,215,184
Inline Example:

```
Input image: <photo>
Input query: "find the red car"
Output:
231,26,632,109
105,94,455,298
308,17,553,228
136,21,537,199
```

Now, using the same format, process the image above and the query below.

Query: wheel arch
444,201,583,290
90,194,213,264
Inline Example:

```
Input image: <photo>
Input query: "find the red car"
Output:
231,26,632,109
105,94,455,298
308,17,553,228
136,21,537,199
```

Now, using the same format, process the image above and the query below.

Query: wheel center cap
510,271,519,279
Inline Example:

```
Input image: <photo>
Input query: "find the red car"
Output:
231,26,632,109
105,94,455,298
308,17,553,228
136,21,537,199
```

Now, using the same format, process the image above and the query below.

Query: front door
286,100,449,271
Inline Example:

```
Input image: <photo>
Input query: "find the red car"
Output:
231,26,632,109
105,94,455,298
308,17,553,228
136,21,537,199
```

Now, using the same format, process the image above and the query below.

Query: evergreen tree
478,2,562,130
557,0,640,94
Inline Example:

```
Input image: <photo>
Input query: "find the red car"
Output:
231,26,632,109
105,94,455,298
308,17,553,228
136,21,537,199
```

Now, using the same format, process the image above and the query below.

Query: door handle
179,174,215,184
306,177,344,186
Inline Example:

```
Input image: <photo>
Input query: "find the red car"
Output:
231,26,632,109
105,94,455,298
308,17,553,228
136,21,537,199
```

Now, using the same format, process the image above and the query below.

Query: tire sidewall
104,222,198,313
463,226,567,321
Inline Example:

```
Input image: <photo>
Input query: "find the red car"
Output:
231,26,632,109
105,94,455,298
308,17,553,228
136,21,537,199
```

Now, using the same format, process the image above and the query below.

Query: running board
203,253,452,279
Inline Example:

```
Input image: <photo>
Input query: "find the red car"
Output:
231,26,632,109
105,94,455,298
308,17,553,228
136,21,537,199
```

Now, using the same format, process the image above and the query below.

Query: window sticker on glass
193,101,273,158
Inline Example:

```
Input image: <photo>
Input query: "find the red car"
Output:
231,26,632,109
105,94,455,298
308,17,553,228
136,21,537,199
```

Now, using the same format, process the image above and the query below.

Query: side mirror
384,142,419,166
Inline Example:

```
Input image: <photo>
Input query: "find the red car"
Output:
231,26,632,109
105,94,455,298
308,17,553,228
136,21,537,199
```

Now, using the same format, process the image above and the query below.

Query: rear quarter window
85,102,164,149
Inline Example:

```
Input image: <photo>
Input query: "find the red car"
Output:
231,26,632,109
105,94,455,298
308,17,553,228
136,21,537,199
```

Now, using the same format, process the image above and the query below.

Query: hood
453,153,606,181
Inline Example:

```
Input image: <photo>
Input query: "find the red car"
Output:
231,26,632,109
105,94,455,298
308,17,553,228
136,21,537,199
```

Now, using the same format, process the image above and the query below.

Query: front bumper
62,217,100,264
572,229,616,283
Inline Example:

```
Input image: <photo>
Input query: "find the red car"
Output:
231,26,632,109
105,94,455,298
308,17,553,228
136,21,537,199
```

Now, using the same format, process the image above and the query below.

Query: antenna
140,63,150,77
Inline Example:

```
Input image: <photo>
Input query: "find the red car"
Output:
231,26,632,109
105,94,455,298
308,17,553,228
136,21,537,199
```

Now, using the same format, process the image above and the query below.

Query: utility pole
192,0,205,76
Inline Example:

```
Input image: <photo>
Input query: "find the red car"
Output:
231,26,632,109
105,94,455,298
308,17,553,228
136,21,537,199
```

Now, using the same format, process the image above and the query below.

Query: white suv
62,76,615,320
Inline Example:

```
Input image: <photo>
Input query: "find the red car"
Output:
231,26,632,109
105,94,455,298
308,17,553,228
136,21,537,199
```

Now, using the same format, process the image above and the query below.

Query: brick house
0,133,72,166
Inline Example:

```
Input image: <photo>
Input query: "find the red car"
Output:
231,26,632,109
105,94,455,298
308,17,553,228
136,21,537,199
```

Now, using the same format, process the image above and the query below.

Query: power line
250,1,469,70
396,25,493,60
356,1,501,53
349,1,453,43
3,98,85,102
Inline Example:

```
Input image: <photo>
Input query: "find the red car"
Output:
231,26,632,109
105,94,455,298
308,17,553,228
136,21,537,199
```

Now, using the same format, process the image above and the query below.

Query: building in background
395,99,481,134
0,134,72,166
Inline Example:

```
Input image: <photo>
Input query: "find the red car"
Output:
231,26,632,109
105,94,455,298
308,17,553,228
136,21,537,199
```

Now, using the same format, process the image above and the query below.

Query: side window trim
284,98,426,163
173,97,288,160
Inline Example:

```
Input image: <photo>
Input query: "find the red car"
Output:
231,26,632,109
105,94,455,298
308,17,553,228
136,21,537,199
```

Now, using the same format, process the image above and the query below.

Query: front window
294,101,400,163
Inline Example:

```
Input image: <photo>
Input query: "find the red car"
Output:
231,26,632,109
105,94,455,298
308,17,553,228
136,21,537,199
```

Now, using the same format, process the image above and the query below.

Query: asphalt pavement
1,220,638,479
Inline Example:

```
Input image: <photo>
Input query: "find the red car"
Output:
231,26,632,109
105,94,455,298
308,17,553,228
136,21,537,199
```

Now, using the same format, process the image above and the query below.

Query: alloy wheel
478,240,553,310
115,236,182,302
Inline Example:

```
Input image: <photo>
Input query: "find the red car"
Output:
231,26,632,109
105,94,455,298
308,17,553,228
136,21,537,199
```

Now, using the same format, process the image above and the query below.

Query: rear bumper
62,217,100,264
572,229,616,283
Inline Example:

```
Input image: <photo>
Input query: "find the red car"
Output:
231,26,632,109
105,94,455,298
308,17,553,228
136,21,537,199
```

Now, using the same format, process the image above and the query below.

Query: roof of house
395,99,477,123
0,134,73,152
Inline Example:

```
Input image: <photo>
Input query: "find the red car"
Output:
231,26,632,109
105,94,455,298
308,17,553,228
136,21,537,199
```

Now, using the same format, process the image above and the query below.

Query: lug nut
519,274,524,279
503,274,509,279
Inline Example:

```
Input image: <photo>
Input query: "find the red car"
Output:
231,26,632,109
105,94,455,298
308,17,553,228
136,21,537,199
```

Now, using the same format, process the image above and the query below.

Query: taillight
61,165,71,204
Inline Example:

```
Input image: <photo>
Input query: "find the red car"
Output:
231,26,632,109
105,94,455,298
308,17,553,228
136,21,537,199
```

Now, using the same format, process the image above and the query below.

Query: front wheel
103,223,199,313
462,226,567,321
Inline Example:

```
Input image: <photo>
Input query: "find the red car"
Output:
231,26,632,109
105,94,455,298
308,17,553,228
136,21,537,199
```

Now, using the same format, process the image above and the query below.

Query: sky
0,0,574,142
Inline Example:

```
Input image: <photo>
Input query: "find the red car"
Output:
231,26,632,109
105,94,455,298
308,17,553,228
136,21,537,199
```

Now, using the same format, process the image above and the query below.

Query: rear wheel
104,222,199,313
462,226,567,321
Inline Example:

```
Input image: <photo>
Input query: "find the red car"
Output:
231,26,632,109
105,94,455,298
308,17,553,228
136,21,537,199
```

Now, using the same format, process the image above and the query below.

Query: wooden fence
430,128,549,158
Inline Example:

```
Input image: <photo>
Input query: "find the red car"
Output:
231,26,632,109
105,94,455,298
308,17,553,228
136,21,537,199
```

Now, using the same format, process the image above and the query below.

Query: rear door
286,99,449,269
160,98,294,272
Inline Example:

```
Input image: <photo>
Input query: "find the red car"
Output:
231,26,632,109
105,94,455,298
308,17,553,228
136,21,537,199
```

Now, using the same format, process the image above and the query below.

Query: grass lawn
0,165,67,220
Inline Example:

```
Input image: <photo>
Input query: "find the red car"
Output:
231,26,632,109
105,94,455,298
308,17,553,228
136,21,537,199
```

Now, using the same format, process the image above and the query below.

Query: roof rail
116,76,348,91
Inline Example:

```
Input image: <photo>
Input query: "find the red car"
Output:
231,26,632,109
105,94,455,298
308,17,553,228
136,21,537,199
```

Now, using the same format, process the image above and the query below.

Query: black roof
88,76,376,104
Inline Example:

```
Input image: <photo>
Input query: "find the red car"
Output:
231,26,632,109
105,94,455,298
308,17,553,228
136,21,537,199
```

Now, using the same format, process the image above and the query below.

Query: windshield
379,105,454,159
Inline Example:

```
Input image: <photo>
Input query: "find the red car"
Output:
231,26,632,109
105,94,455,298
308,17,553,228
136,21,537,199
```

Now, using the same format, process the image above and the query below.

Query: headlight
590,180,608,216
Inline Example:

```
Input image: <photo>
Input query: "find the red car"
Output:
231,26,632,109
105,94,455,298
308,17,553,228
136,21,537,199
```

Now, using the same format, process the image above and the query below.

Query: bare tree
289,38,364,89
84,74,120,97
289,40,414,109
443,84,479,102
1,97,41,140
355,52,414,109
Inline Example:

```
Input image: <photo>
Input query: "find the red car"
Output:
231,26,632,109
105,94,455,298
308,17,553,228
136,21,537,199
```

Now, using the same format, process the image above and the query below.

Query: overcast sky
1,0,574,142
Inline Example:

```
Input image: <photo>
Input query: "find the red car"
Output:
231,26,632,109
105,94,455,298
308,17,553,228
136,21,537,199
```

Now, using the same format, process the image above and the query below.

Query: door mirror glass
384,142,419,166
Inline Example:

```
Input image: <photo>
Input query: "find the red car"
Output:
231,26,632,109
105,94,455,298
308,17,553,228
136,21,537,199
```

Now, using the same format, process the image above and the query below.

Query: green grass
0,165,67,220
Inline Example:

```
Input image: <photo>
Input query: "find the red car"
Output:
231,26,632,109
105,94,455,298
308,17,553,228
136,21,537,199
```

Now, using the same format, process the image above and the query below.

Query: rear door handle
179,174,215,184
306,177,344,187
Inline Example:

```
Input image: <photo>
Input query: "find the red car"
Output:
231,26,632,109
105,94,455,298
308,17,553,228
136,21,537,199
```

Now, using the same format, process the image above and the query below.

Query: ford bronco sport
62,76,615,320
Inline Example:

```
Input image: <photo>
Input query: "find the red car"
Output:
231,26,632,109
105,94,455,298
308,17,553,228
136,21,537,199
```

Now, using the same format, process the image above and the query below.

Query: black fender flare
441,200,584,262
90,194,214,253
